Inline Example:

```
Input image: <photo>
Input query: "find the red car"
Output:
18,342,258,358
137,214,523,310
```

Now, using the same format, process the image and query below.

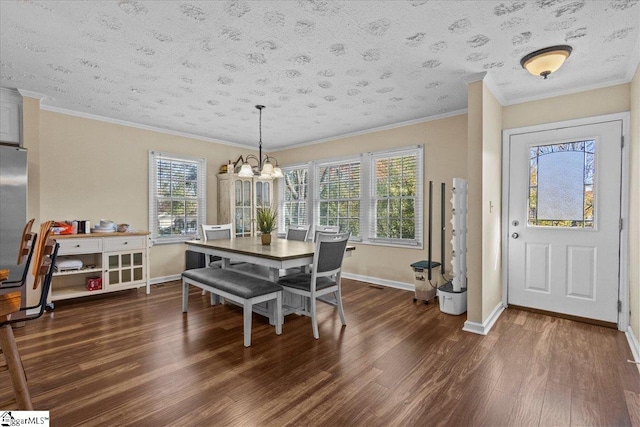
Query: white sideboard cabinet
217,173,273,237
49,232,150,306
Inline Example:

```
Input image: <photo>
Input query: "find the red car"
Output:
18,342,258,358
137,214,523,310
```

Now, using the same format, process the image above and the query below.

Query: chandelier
236,105,283,179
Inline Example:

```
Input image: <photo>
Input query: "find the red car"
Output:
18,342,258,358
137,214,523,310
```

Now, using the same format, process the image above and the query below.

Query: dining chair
200,223,246,296
279,225,312,277
31,221,55,290
0,218,37,289
0,231,59,410
312,225,340,242
201,223,233,268
286,224,310,242
17,218,36,265
278,232,350,339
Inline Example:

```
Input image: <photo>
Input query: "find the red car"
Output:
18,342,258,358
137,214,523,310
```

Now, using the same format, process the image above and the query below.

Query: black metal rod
428,180,433,281
441,182,446,275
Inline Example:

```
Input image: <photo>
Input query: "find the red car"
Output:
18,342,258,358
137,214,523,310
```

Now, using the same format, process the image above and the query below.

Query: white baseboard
150,274,181,285
625,326,640,374
462,302,505,335
341,272,414,292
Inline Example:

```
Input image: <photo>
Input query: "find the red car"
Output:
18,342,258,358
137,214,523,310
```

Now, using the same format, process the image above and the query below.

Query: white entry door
506,120,623,323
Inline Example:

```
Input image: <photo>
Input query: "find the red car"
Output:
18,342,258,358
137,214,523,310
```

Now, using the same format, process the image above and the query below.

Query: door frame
501,112,630,331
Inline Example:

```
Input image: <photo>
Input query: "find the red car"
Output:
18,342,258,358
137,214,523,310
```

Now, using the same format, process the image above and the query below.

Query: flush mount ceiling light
520,45,572,79
236,105,283,179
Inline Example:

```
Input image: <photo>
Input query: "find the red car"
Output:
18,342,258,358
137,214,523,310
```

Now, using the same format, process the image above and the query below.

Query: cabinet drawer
103,236,146,252
57,238,103,255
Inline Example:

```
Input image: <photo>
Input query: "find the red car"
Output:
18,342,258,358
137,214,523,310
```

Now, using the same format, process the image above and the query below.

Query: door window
528,140,595,228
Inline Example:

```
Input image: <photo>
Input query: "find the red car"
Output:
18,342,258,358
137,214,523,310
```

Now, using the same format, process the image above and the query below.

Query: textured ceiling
1,0,638,149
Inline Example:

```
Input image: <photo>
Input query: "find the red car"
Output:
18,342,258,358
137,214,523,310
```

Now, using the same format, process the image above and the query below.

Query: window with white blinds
370,148,422,246
316,160,361,238
280,166,309,228
278,145,423,247
148,151,206,244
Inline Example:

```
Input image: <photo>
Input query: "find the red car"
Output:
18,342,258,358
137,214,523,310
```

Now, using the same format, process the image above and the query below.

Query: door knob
512,232,519,239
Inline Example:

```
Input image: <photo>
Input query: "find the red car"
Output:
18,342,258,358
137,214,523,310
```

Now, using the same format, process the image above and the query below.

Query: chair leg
310,296,319,339
0,324,33,410
182,279,189,313
243,302,252,347
335,289,346,326
275,292,282,335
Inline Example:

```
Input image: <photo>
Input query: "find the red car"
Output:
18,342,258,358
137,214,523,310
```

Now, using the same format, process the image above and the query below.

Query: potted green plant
256,206,277,245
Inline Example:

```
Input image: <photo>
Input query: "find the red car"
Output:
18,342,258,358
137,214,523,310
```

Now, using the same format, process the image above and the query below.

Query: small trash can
437,281,467,315
410,260,440,303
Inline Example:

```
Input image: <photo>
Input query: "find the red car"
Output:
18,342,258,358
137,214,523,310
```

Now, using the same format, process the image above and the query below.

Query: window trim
148,151,206,245
314,155,362,241
368,146,423,247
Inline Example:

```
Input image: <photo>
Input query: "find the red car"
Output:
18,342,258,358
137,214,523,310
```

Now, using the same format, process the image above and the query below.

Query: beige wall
465,78,504,325
273,114,468,286
630,65,640,342
36,111,248,281
481,83,503,321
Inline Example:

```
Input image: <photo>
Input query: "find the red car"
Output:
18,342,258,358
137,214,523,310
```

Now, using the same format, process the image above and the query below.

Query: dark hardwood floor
1,279,639,426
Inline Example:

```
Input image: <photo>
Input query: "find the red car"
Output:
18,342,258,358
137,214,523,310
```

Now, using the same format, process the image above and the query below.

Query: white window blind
370,147,423,246
148,151,206,244
315,158,361,239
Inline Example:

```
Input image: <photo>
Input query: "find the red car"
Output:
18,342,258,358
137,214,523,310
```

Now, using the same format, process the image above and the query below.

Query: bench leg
182,279,189,313
210,292,219,306
243,302,252,347
275,292,282,335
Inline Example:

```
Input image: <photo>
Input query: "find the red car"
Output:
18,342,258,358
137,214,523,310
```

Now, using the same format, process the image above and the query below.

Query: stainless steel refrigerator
0,144,27,268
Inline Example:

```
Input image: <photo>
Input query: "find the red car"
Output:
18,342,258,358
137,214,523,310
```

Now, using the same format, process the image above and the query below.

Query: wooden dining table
185,236,355,281
184,236,355,322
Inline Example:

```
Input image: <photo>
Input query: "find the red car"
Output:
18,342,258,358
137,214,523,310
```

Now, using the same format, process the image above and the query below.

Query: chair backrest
286,225,310,242
32,221,54,289
201,224,233,241
17,218,35,265
9,232,38,288
313,225,340,242
312,232,350,277
9,238,59,322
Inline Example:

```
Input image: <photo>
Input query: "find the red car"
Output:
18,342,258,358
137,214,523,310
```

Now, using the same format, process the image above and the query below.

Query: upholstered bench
181,268,283,347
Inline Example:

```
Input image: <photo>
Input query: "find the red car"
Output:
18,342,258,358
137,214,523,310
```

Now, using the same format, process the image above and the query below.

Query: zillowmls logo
0,411,49,427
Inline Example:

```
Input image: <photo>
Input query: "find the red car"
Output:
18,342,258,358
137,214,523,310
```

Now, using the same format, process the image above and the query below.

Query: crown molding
17,88,45,100
482,73,507,106
462,72,487,85
39,104,250,149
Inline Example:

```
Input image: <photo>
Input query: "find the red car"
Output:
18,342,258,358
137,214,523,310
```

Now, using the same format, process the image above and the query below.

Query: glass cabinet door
255,180,271,207
104,250,145,287
234,179,252,236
